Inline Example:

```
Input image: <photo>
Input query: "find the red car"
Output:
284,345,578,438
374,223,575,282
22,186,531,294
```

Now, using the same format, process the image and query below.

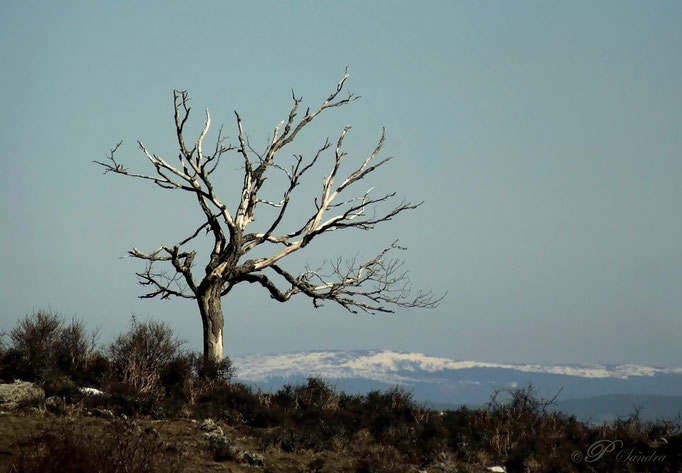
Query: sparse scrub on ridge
0,312,236,415
1,313,681,472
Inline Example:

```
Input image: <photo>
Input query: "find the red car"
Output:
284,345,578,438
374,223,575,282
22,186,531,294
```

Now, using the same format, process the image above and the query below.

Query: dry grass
2,312,680,472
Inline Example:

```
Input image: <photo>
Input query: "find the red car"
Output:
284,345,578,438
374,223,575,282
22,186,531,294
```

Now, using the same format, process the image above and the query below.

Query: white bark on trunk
199,284,225,363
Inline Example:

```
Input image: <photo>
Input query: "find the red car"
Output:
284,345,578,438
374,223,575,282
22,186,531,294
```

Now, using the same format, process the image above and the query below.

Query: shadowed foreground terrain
1,383,681,473
0,413,359,473
1,312,680,472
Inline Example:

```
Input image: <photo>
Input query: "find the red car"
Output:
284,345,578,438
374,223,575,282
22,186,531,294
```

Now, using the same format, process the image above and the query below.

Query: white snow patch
234,349,680,383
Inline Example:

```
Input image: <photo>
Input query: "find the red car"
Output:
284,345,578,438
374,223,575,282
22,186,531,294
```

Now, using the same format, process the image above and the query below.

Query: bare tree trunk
197,283,224,363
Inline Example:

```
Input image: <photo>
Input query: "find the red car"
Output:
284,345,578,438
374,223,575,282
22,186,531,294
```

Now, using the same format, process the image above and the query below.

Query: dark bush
0,328,8,363
42,375,81,401
196,382,270,425
271,384,297,412
364,387,418,443
416,415,447,464
443,406,475,453
259,379,363,452
156,351,236,416
94,381,166,418
1,311,100,384
78,352,111,388
287,408,346,451
159,355,193,408
7,311,63,381
54,318,99,378
196,354,236,383
294,377,338,410
0,347,25,382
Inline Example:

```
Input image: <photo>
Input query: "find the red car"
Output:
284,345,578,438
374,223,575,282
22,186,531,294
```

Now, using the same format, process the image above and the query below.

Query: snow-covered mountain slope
232,350,682,411
234,349,681,383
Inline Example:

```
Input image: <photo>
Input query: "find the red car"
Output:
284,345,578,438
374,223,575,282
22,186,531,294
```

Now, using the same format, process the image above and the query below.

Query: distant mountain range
233,350,682,422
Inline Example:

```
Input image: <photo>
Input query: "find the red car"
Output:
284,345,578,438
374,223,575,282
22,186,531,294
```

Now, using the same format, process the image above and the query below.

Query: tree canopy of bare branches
96,70,442,362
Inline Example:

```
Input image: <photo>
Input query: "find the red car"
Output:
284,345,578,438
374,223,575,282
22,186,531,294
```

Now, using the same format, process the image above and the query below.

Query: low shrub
108,316,184,397
354,444,410,473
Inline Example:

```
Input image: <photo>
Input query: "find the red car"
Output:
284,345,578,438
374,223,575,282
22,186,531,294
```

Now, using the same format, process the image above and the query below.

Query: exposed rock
205,431,228,450
0,381,45,410
79,387,105,396
45,396,66,414
212,437,237,462
201,424,264,467
212,437,264,466
198,418,223,436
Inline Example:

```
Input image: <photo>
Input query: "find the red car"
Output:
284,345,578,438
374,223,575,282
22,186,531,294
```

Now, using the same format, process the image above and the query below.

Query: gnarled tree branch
97,70,442,361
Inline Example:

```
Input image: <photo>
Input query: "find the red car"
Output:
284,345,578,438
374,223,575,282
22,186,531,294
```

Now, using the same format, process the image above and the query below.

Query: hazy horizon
2,1,681,368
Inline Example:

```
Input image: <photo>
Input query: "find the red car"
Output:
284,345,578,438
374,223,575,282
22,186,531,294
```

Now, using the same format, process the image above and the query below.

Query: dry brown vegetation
1,311,680,472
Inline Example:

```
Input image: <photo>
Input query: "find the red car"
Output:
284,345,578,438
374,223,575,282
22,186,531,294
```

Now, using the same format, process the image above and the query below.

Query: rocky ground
0,382,351,472
2,314,679,472
0,410,488,473
0,411,354,473
3,379,677,472
0,380,489,473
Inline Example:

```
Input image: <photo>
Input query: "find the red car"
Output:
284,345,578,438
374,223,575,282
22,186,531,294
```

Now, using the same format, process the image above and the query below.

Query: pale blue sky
1,1,681,366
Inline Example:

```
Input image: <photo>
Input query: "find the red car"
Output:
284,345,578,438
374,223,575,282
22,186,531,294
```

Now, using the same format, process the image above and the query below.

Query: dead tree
96,71,441,363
